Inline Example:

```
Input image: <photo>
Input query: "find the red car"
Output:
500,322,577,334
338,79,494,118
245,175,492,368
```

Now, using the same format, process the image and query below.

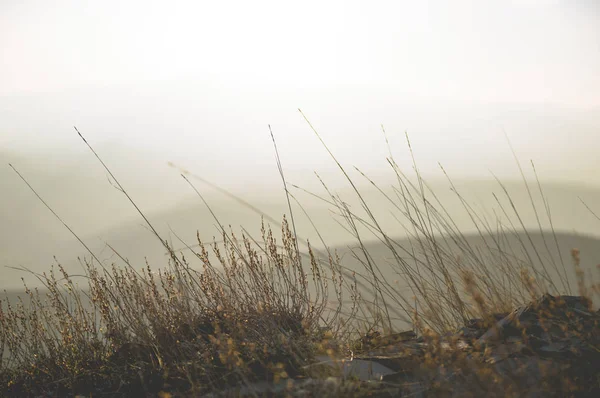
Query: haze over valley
2,0,599,293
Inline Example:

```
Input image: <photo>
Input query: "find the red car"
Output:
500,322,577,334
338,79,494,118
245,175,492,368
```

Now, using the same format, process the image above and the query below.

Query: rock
343,295,598,396
205,295,600,396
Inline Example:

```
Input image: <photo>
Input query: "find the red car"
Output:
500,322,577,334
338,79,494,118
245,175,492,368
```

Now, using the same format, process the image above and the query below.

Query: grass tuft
1,123,598,396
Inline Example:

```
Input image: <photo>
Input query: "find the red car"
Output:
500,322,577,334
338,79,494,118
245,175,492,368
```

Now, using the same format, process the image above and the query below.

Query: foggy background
1,0,599,290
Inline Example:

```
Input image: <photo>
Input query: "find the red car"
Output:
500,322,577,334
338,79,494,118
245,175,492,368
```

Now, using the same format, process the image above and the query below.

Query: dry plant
295,110,583,335
1,129,358,396
1,116,598,397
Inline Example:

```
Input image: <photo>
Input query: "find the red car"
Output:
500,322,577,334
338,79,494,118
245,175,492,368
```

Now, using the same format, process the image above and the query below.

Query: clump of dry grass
296,112,587,336
1,121,599,396
0,214,358,396
1,129,359,396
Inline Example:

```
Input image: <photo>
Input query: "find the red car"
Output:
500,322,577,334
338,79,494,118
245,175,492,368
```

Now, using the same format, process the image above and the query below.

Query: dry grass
1,121,599,396
0,215,358,396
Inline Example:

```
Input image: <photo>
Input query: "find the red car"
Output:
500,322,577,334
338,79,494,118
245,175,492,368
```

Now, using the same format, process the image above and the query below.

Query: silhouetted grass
1,119,598,396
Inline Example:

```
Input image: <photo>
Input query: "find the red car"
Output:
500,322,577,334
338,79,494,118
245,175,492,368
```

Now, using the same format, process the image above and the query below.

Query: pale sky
1,0,598,101
1,0,600,289
1,0,599,185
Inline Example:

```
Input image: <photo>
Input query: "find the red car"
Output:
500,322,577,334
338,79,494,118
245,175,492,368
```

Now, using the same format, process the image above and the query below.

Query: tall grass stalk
0,120,596,396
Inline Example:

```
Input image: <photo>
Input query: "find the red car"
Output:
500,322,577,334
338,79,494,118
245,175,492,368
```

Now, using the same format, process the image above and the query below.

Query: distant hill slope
3,145,600,290
330,230,600,292
4,231,599,330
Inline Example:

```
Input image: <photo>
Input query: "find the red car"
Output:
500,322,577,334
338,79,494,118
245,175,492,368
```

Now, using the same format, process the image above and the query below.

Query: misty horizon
2,0,599,290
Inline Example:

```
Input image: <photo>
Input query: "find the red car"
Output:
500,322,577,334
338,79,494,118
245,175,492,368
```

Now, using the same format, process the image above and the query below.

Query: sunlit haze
2,0,598,180
1,0,599,288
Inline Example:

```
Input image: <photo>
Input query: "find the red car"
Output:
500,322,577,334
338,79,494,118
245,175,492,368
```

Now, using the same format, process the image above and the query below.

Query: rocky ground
207,294,600,397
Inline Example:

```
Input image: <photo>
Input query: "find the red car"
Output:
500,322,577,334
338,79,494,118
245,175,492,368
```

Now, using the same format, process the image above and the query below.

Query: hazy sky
1,0,600,289
2,0,599,101
1,0,599,185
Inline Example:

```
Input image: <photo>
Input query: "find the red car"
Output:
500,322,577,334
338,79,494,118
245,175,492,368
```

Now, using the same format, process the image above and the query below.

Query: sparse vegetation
1,121,599,397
